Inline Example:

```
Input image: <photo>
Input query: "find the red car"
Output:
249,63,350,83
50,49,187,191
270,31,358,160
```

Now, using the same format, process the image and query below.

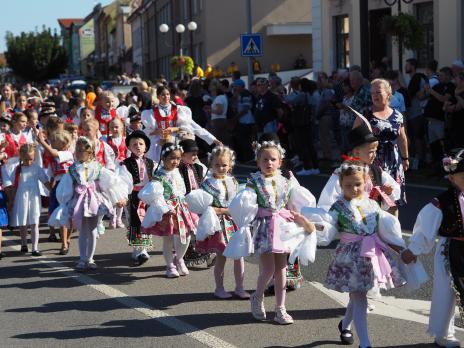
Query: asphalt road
1,165,460,348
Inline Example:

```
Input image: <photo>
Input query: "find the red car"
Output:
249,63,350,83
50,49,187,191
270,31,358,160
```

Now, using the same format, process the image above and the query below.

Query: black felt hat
347,122,378,149
125,130,150,152
179,138,199,153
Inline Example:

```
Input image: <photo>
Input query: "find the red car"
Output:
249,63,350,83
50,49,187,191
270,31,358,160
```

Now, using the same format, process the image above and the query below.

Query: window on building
182,0,189,22
192,0,202,16
335,15,350,69
193,43,203,67
415,2,433,68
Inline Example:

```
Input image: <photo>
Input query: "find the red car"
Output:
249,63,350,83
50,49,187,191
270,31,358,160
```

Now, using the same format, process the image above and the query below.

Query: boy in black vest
402,149,464,348
319,122,400,213
120,130,154,265
178,138,215,267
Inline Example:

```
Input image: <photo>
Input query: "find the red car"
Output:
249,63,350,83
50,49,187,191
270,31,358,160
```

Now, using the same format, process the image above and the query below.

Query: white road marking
3,237,238,348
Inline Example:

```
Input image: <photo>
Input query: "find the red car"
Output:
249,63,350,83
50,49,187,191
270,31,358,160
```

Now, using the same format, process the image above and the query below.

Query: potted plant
170,55,194,78
381,13,424,51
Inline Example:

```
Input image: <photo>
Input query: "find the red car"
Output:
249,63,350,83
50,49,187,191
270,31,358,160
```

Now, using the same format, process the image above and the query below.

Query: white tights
78,217,99,263
20,224,39,252
162,235,190,267
255,253,288,308
342,291,371,348
214,254,245,292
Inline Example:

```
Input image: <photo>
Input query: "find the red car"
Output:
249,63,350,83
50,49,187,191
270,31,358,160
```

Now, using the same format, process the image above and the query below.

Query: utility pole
360,0,369,78
246,0,253,86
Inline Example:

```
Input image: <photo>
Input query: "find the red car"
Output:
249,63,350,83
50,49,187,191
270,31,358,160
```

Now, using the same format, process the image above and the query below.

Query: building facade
131,0,312,80
58,18,84,75
312,0,464,74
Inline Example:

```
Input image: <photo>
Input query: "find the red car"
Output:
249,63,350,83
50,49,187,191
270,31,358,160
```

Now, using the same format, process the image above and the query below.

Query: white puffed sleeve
48,173,74,228
228,187,258,227
408,203,442,256
223,188,258,259
99,167,130,204
318,173,341,212
102,143,116,171
141,109,157,131
115,165,134,193
301,206,338,246
378,209,406,248
287,186,316,212
178,104,215,145
185,189,220,241
138,181,171,228
381,171,401,204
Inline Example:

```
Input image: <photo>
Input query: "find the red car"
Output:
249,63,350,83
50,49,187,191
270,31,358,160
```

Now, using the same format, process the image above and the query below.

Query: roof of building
57,18,84,29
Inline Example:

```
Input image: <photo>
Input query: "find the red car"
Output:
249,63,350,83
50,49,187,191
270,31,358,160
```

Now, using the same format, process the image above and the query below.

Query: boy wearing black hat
126,105,143,136
318,122,400,212
178,138,214,267
120,130,154,265
402,150,464,348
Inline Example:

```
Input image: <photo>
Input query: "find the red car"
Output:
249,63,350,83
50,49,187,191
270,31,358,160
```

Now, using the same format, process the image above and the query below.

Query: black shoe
48,234,58,242
137,253,149,266
31,251,42,257
20,245,28,253
339,320,354,345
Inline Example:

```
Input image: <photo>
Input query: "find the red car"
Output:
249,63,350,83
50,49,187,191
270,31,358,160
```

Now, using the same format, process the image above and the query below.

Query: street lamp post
383,0,415,72
159,21,197,80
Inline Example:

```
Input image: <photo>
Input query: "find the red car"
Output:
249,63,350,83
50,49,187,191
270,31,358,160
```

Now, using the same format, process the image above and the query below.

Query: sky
0,0,113,53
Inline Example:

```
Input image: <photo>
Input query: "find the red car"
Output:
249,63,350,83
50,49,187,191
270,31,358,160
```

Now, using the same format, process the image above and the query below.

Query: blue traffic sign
240,34,263,57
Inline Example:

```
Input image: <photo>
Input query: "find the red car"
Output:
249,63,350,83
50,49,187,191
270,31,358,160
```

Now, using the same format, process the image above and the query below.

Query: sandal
338,320,354,345
59,247,69,255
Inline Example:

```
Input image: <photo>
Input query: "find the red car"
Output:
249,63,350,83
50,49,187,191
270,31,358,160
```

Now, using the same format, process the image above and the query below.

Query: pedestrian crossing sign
240,34,263,57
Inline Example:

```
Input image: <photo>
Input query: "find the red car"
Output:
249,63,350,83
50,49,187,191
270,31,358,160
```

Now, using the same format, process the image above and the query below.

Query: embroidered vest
435,187,464,238
95,106,116,136
122,156,154,185
4,132,27,158
95,140,106,166
153,104,177,129
50,157,73,177
107,137,127,161
178,162,203,194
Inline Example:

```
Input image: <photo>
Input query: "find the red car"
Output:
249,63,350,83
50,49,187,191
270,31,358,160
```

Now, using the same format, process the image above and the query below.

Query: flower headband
253,140,286,159
161,144,183,157
208,145,236,167
340,162,369,173
443,149,464,173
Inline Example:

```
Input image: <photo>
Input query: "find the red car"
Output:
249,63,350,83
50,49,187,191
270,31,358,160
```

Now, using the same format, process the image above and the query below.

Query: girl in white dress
185,146,249,299
224,133,317,325
10,144,50,256
314,159,407,348
50,137,129,271
402,150,464,348
141,85,220,162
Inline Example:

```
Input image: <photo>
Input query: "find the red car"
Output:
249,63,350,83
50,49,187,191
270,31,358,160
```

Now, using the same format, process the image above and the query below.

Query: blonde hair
109,117,125,136
208,146,236,169
19,143,36,161
75,136,95,157
49,131,72,149
81,117,99,130
371,78,392,99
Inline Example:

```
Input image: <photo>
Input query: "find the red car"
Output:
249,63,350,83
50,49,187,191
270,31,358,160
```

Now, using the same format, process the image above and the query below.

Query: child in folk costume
0,164,8,260
319,122,400,213
64,122,79,154
36,129,74,255
8,144,51,256
141,85,220,162
225,133,317,325
107,118,129,229
118,130,154,265
401,150,464,348
178,138,213,267
314,160,408,348
80,118,115,171
2,112,30,180
138,142,197,278
94,91,116,139
49,137,129,271
186,146,250,299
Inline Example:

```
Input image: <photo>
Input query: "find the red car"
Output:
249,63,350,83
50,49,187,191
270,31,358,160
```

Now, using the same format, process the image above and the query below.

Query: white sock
351,292,371,348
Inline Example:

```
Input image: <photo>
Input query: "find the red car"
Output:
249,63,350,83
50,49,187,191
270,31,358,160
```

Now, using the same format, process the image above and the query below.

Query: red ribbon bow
341,154,361,161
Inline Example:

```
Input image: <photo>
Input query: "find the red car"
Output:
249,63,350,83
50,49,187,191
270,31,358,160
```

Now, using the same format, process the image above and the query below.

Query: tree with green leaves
5,28,67,82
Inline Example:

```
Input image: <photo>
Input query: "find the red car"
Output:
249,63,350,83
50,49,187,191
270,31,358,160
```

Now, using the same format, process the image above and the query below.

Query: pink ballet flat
214,289,232,299
234,289,251,299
